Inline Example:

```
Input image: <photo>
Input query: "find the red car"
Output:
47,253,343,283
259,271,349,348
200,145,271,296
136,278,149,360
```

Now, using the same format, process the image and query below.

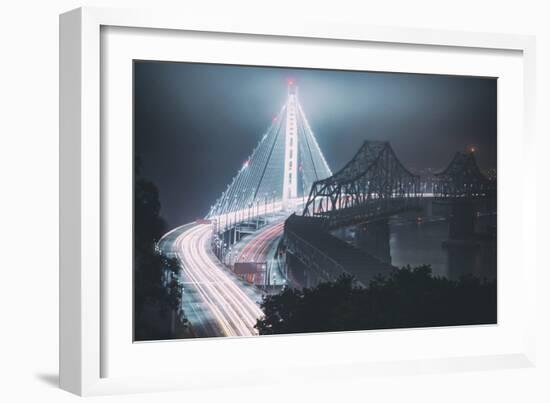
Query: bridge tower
207,82,332,227
282,81,298,208
434,150,496,242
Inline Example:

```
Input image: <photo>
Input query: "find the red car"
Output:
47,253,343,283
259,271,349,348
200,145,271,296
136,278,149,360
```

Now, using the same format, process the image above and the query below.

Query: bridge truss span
433,151,496,200
302,140,422,228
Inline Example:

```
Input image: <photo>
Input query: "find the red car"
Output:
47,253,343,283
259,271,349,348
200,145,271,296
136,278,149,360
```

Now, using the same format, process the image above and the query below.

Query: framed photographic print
60,7,537,396
134,61,498,341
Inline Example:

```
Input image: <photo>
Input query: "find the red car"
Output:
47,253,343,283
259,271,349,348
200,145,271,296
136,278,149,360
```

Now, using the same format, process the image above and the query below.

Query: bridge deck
285,215,395,288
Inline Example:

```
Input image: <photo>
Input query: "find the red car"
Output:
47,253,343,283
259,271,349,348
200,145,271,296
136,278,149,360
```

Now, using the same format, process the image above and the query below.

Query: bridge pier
223,226,238,245
214,227,240,262
353,220,392,264
423,197,433,217
448,201,476,241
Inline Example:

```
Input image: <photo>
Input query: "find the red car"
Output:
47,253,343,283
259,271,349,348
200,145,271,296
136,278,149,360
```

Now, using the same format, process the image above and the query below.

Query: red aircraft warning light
287,79,297,95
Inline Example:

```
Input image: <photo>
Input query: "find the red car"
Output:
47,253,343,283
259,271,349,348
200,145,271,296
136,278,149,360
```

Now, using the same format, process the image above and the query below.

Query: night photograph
133,61,497,341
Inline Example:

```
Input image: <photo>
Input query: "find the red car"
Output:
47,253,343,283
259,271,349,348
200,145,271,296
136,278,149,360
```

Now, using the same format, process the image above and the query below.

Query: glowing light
236,222,285,264
175,224,264,336
206,85,332,220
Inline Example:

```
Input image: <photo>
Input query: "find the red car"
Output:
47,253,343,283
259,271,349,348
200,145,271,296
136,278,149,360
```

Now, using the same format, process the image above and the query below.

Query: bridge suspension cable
207,84,332,224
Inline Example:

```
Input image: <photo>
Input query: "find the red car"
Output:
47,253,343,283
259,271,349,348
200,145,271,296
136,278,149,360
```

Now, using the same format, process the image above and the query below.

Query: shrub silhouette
134,157,185,341
256,265,496,335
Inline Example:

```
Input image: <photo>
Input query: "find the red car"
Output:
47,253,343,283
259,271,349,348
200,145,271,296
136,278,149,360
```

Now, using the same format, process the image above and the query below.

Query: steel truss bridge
433,151,496,200
302,140,422,228
284,144,495,287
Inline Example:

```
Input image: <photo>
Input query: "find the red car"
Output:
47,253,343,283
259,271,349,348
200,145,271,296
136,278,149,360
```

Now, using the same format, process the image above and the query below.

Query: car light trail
174,224,264,337
237,221,285,263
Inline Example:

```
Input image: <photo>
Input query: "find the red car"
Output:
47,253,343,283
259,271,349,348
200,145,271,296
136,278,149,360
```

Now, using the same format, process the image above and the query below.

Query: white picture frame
59,6,537,396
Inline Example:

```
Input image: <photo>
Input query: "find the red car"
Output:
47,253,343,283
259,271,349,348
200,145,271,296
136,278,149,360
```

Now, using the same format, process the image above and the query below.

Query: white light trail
174,224,264,337
237,222,285,263
207,85,332,221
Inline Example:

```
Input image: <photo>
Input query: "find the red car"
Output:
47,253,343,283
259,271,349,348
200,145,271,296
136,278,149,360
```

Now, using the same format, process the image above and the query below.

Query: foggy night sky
134,61,497,228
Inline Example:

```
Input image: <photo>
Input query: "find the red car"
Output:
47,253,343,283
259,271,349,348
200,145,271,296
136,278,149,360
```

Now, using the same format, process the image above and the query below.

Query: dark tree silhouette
134,157,185,341
256,265,496,335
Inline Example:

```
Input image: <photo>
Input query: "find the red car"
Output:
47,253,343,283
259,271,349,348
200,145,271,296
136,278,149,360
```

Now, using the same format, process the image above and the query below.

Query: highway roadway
230,220,287,286
159,223,264,338
235,221,284,264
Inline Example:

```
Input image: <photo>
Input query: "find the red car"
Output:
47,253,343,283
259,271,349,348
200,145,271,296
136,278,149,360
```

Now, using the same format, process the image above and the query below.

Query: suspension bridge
159,81,334,337
158,82,495,338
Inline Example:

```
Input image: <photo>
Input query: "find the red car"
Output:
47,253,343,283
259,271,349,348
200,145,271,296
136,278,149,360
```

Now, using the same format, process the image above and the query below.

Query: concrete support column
354,219,392,264
449,201,476,240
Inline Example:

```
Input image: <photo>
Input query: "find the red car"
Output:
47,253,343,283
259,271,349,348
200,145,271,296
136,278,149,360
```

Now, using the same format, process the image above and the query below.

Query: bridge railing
302,141,423,225
433,179,496,200
316,196,422,228
284,222,345,283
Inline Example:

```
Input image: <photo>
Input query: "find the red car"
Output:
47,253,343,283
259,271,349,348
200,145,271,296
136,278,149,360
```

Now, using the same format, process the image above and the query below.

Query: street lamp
264,192,267,221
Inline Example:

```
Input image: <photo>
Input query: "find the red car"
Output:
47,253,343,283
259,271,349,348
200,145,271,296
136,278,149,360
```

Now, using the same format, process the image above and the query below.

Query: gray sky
134,61,496,227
